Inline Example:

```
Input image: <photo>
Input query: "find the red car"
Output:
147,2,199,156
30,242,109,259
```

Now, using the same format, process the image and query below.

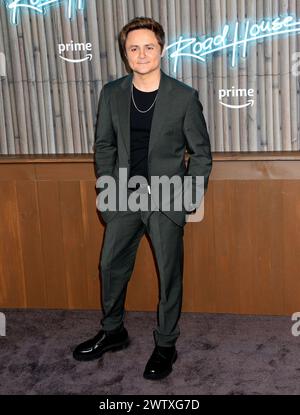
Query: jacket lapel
117,73,133,157
148,70,172,160
116,69,172,160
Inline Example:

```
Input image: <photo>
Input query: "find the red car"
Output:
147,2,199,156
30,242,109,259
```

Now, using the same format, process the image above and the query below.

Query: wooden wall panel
80,181,104,310
16,180,47,308
282,182,300,313
1,154,300,316
0,181,26,307
213,181,242,313
250,181,285,314
59,181,89,309
183,187,216,313
212,180,285,315
37,181,68,309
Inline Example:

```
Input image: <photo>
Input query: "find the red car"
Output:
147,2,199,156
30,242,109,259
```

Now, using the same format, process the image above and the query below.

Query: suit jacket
94,69,212,227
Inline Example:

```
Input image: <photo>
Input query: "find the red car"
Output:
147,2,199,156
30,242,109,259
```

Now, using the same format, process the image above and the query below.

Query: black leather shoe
73,327,130,361
143,345,177,380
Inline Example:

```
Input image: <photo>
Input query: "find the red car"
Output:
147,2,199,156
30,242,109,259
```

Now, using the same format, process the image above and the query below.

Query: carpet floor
0,309,299,395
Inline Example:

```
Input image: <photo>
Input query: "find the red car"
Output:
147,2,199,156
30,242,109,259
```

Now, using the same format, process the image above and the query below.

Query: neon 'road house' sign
6,0,85,24
4,5,300,71
166,15,300,70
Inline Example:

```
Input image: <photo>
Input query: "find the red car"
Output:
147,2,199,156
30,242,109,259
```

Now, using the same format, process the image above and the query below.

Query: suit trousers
99,191,184,347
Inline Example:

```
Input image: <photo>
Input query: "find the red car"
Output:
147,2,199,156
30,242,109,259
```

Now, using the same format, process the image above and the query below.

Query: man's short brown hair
118,17,165,73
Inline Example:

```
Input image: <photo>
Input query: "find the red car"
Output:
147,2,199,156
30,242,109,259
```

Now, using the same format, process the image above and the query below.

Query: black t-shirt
129,84,158,185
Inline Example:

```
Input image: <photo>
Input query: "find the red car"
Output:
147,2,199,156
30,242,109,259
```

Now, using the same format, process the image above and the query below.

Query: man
73,17,212,380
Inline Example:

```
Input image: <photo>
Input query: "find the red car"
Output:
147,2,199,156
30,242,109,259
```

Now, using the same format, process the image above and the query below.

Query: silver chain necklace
131,83,158,114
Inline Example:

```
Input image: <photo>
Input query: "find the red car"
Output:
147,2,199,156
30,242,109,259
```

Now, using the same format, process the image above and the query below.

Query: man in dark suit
73,17,212,380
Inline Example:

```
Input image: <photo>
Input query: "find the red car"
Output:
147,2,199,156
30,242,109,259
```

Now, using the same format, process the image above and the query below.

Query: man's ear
161,46,166,58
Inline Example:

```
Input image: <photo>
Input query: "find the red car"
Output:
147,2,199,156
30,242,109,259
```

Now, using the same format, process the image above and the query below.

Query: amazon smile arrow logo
220,100,255,109
59,53,92,63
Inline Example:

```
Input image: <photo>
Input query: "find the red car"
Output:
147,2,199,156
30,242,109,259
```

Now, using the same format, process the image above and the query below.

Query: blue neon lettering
166,15,300,71
6,0,85,25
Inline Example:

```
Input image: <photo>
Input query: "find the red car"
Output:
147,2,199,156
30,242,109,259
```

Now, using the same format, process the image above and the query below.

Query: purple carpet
0,310,299,395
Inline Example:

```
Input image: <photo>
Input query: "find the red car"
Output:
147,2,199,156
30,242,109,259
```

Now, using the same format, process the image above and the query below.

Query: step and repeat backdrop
0,0,300,154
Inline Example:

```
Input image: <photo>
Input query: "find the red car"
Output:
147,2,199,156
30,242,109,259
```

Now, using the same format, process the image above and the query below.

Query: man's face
125,29,164,75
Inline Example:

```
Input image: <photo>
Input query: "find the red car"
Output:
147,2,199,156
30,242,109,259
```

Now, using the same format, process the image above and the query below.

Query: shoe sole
73,338,130,361
143,351,177,380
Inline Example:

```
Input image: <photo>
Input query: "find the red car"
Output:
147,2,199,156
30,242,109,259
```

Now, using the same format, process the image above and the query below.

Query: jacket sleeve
183,89,212,209
94,85,117,180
